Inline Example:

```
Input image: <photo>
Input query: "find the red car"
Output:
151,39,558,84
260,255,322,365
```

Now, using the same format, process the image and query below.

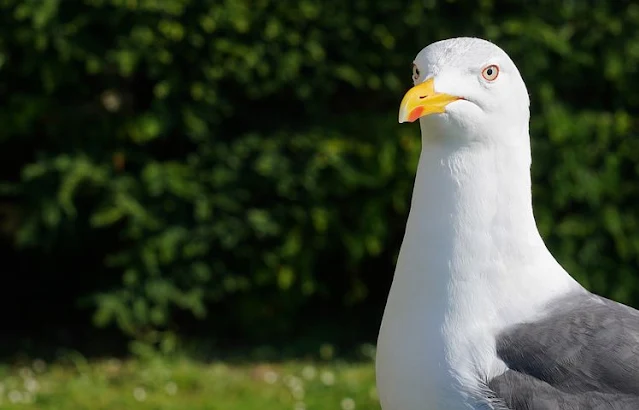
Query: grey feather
488,291,639,409
489,370,639,409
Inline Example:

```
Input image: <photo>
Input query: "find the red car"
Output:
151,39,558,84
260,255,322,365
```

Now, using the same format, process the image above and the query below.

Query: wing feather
488,292,639,409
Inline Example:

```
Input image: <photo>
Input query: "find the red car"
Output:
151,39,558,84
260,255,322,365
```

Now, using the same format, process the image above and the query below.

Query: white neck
376,125,581,408
399,125,578,317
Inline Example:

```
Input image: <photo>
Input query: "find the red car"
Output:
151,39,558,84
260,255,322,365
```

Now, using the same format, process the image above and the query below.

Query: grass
0,352,380,409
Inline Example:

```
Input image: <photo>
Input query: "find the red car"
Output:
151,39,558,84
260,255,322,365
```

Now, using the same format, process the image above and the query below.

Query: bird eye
412,64,420,81
481,64,499,81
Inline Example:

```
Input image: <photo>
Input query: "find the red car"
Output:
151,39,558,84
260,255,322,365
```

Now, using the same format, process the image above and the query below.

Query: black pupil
487,68,493,76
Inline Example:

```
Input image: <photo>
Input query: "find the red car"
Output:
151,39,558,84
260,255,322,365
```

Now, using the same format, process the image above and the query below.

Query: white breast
375,142,579,410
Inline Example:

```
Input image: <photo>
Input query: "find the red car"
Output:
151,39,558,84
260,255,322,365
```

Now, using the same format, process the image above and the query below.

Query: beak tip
398,108,408,124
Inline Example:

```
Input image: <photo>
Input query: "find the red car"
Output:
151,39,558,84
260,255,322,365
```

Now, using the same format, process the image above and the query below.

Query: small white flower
341,397,356,410
8,390,22,403
291,384,305,400
18,367,33,379
301,365,316,380
284,375,302,389
320,370,335,386
263,370,278,384
24,378,38,392
165,381,178,395
32,359,47,374
133,386,147,402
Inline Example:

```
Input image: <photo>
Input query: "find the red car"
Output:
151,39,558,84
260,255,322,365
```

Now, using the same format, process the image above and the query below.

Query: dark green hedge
1,0,639,349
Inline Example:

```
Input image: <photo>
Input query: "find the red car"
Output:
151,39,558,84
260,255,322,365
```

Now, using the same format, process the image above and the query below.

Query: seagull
375,37,639,410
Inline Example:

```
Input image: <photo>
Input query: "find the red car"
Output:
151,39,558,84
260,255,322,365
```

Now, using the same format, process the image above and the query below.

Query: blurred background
1,0,638,408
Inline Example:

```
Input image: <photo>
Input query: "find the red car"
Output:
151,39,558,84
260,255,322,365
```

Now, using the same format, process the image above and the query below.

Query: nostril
419,96,427,99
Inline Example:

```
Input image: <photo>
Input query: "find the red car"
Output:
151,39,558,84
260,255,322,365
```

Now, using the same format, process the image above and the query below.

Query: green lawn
0,354,380,410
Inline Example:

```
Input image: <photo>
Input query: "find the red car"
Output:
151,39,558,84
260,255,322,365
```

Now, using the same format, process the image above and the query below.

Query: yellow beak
398,78,460,123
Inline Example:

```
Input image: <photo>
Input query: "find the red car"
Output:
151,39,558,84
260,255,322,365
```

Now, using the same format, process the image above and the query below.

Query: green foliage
1,0,639,345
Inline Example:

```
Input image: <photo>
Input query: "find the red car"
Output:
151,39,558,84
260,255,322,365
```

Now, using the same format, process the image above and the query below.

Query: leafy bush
1,0,638,347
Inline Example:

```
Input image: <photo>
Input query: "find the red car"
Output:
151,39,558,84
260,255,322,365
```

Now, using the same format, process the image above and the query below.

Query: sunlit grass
0,352,380,409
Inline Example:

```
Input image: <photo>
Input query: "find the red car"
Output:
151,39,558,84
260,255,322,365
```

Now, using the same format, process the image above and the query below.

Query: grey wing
488,291,639,409
489,370,639,410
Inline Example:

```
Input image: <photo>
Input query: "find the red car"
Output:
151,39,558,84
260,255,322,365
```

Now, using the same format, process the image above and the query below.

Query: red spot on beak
408,106,425,122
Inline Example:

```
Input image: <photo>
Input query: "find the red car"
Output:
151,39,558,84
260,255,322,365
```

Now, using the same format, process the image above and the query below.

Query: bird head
399,37,530,147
